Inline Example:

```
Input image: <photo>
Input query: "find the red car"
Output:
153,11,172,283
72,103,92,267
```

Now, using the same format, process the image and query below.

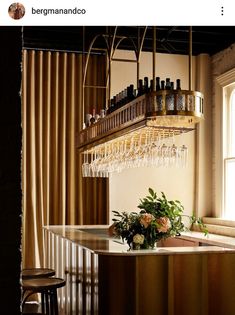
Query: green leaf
149,187,155,197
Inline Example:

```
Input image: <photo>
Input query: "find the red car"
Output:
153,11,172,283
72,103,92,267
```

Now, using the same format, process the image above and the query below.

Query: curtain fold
22,49,108,268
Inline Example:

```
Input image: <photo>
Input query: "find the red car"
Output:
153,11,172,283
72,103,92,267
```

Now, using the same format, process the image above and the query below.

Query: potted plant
109,188,208,250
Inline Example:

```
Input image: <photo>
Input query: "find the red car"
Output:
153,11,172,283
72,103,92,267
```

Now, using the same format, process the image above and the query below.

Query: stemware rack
77,89,203,152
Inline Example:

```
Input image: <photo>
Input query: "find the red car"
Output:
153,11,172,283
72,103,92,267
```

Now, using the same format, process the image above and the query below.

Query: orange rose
140,213,154,228
156,217,171,233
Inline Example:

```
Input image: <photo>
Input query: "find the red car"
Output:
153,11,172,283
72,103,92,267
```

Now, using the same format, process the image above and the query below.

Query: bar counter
43,225,235,315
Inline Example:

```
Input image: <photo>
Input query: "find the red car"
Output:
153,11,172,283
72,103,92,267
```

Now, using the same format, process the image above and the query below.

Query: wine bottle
176,79,181,90
108,97,115,113
137,79,144,97
143,76,149,93
95,113,100,122
122,88,127,106
176,79,185,111
165,78,171,90
90,108,96,125
160,80,165,90
129,84,135,99
117,91,122,108
170,82,174,90
127,84,136,102
85,113,92,127
156,77,161,91
107,99,111,114
112,96,117,112
100,109,105,119
116,93,120,109
150,79,154,92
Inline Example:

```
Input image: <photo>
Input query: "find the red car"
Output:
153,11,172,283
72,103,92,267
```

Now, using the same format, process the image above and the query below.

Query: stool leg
49,290,53,315
45,290,50,315
41,292,45,314
54,289,59,315
51,289,58,315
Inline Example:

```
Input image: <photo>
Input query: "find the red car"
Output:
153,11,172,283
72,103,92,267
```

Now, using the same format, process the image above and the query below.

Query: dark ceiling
23,26,235,56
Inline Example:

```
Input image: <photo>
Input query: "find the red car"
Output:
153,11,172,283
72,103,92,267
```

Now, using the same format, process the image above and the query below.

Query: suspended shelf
77,89,203,151
77,26,204,177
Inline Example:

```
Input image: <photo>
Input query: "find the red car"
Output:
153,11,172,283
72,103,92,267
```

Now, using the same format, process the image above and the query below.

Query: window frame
214,69,235,219
223,85,235,219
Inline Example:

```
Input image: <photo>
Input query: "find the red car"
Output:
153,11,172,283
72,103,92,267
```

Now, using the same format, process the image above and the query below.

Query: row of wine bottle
107,77,182,114
84,76,182,127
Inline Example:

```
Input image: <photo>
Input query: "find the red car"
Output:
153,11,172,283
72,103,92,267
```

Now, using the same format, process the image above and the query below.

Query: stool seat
23,278,66,291
22,268,55,280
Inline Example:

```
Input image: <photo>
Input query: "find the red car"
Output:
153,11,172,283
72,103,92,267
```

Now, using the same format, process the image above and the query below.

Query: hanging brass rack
77,26,204,176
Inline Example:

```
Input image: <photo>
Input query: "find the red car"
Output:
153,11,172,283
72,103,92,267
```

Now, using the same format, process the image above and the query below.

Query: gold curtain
22,49,108,268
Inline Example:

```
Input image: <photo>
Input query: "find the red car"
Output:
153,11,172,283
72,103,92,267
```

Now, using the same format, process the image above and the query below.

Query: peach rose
140,213,154,228
156,217,171,233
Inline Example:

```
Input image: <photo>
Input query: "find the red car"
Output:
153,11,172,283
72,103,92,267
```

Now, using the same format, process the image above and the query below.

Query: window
223,84,235,219
213,67,235,223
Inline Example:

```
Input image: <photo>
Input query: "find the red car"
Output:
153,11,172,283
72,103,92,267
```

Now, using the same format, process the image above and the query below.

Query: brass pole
137,27,140,88
152,26,156,92
82,26,85,129
189,26,192,91
108,26,118,111
137,61,140,89
137,27,148,90
108,42,111,111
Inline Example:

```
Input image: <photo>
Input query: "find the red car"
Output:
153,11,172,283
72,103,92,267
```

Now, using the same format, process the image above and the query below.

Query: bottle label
85,113,92,127
156,95,163,111
176,94,185,111
187,95,194,111
100,109,105,118
166,94,174,110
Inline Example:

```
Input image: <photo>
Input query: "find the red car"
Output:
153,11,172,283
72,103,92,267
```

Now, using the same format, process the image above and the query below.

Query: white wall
109,132,195,217
109,50,199,223
111,50,196,95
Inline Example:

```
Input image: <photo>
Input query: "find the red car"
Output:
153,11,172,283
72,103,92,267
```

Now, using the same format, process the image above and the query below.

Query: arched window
224,86,235,219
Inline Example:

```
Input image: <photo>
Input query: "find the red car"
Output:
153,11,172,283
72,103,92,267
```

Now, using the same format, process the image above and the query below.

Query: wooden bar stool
21,268,56,314
22,268,55,280
22,277,66,315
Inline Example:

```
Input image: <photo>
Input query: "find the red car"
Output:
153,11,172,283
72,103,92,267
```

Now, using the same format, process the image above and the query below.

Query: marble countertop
43,225,235,256
180,230,235,249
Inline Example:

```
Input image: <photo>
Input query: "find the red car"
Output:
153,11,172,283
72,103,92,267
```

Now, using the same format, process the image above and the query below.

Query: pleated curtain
22,49,108,268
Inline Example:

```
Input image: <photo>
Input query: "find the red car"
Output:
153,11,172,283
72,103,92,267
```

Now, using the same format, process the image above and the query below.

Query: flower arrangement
109,188,208,250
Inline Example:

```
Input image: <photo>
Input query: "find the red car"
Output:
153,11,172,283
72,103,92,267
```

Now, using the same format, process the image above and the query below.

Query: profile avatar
8,2,25,20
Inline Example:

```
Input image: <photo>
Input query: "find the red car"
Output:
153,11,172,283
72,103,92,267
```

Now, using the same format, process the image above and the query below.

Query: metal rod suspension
137,27,140,89
82,26,85,129
152,26,156,92
189,26,192,91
